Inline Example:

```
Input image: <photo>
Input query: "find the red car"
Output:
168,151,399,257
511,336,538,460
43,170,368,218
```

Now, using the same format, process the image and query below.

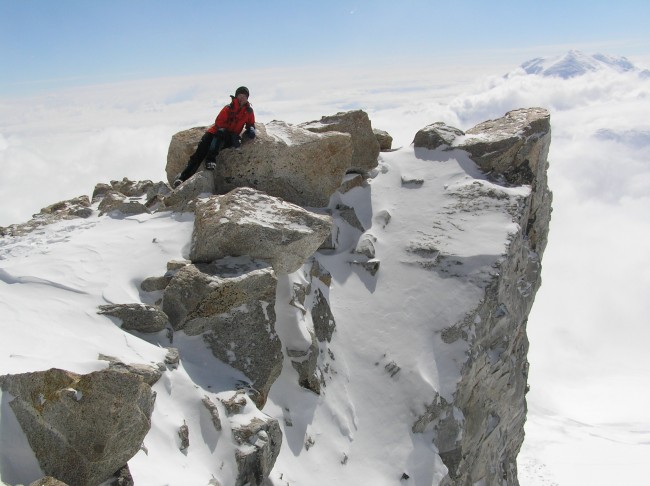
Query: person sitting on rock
173,86,256,188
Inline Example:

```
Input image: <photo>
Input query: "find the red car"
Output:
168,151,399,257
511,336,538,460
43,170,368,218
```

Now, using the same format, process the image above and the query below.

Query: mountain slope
0,107,551,486
517,49,646,78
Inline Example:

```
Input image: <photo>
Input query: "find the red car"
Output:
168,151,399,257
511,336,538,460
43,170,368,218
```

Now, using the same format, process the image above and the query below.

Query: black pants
178,129,240,181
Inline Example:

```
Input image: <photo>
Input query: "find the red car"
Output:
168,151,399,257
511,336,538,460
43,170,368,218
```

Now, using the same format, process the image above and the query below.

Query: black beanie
235,86,250,97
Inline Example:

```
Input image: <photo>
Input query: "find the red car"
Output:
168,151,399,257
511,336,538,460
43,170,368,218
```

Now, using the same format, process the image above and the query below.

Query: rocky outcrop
161,257,281,407
98,303,170,333
459,108,551,186
374,128,393,151
92,177,171,216
300,110,380,173
165,121,353,207
164,126,206,183
459,108,553,256
98,354,164,386
232,416,283,486
0,368,155,486
189,187,333,274
0,106,552,486
0,196,92,237
412,108,552,486
413,122,465,149
413,108,552,258
414,108,551,187
162,170,215,213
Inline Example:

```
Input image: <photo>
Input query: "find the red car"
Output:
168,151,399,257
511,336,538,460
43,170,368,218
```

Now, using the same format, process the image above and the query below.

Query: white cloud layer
1,58,649,484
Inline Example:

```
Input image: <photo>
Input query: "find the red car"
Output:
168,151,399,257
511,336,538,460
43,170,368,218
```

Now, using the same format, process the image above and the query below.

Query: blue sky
2,0,650,96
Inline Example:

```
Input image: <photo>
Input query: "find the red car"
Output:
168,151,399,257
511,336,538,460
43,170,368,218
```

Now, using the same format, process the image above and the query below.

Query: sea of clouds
1,57,649,484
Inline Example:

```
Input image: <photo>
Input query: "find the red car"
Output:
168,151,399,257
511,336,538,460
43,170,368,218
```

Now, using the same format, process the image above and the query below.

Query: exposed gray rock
97,191,150,217
232,416,282,486
97,303,170,333
401,175,424,187
412,107,552,486
163,170,215,213
140,274,172,292
301,110,380,174
164,126,209,183
98,354,164,386
457,107,551,186
413,122,465,149
284,261,336,395
309,259,332,288
167,259,190,271
178,422,190,451
92,178,170,201
91,178,171,217
219,391,248,416
162,257,282,407
289,281,310,315
288,330,321,394
0,368,155,486
311,288,336,344
373,128,393,151
354,234,377,258
350,258,380,276
162,257,275,329
108,465,134,486
29,477,69,486
1,196,92,237
338,173,366,193
165,122,352,208
38,196,93,219
190,188,332,274
201,396,222,431
336,204,365,232
164,347,180,368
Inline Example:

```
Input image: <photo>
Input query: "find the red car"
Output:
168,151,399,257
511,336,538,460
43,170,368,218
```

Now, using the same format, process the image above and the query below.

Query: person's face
237,93,249,104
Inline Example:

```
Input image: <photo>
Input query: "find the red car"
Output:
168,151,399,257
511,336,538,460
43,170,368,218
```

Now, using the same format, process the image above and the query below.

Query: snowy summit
515,49,649,78
0,106,552,486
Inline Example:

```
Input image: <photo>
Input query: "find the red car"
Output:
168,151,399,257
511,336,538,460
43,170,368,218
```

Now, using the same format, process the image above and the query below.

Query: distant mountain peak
517,50,646,79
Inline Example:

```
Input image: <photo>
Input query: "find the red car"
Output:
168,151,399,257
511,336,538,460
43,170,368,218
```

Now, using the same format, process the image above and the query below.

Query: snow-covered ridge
0,108,552,486
513,49,650,79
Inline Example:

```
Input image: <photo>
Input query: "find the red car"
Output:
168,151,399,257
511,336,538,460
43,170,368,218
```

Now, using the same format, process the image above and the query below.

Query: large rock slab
190,187,333,274
162,257,282,407
165,122,352,208
458,107,551,186
97,302,170,333
412,122,465,149
163,170,215,213
165,126,207,183
373,128,394,151
0,368,155,486
233,416,283,486
300,110,380,173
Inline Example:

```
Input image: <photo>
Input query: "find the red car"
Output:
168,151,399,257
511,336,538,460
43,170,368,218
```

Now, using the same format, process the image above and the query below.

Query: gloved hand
245,126,256,139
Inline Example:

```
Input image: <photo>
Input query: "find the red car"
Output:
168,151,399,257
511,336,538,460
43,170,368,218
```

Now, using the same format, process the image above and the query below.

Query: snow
1,50,650,485
266,121,299,147
517,50,640,79
0,142,523,485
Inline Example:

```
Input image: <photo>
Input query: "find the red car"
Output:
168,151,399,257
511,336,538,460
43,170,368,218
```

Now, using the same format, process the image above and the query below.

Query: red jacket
207,97,255,135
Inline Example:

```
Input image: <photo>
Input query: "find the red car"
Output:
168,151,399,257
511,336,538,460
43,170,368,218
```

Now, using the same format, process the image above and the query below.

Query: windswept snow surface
2,51,650,484
266,147,526,485
0,144,524,485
